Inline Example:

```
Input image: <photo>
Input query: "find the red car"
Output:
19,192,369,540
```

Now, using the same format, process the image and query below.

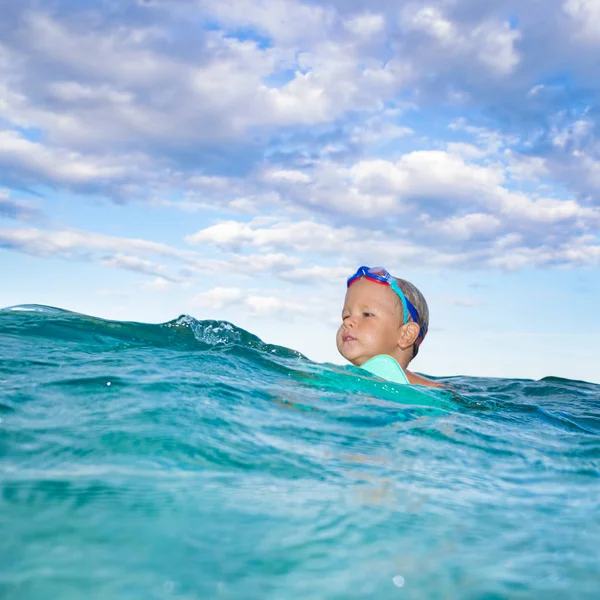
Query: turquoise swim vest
359,354,409,385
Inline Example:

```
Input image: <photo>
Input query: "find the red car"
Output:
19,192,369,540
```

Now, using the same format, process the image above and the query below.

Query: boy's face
336,277,403,366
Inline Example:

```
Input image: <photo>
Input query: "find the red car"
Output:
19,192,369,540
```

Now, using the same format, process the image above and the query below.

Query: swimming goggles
347,266,425,344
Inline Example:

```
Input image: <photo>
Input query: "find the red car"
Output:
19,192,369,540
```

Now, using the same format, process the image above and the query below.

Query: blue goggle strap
347,266,419,327
388,278,410,325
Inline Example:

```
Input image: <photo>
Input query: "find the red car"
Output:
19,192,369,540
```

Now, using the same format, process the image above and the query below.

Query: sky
1,0,599,383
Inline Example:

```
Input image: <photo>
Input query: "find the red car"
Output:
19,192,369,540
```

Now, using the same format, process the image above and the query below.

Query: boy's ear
397,322,420,350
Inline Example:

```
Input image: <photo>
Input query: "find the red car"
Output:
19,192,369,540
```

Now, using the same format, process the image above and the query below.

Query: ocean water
1,305,599,600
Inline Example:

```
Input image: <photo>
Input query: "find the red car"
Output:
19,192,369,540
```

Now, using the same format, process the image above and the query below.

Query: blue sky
1,0,599,383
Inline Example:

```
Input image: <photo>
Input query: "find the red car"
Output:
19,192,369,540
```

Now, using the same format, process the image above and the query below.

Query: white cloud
402,6,521,75
266,170,312,184
0,130,131,185
404,6,457,45
488,237,600,269
193,286,308,317
260,149,600,234
186,219,356,253
265,43,411,125
423,213,501,240
0,189,42,222
100,254,176,280
564,0,600,44
264,151,505,217
245,294,307,317
552,119,593,149
471,20,521,76
506,152,549,181
353,151,503,199
0,224,316,283
183,202,600,273
0,227,193,262
1,0,599,281
177,140,600,270
145,277,171,292
197,0,336,45
497,192,599,224
195,287,244,309
22,13,177,89
0,9,412,156
0,226,204,281
561,236,600,264
343,13,385,38
448,120,519,156
574,153,600,191
446,142,487,160
186,221,254,247
48,81,134,104
348,111,414,146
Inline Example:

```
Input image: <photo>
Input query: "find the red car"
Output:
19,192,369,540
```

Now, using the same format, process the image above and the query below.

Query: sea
1,304,599,600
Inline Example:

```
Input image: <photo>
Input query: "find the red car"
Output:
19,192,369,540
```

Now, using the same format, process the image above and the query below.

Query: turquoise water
1,305,599,600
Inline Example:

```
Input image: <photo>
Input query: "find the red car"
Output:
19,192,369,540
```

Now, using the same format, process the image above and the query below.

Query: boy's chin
341,351,366,367
338,343,369,366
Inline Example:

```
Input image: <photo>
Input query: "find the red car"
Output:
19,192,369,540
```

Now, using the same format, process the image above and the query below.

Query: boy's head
336,266,429,368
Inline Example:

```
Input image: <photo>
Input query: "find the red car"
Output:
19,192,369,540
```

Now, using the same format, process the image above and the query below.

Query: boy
337,266,440,388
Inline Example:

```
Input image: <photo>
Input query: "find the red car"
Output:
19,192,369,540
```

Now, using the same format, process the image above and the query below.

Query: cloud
185,217,460,268
194,285,308,317
100,255,178,281
348,113,414,147
343,12,385,38
0,5,417,200
0,0,599,279
180,128,600,268
0,130,142,194
401,5,521,75
506,152,549,182
144,277,172,292
184,209,600,272
257,148,600,234
563,0,600,44
0,226,196,279
0,8,409,154
0,190,42,222
4,13,282,144
0,1,591,186
186,219,357,253
195,287,244,309
487,235,600,269
259,150,509,221
446,142,487,160
245,294,308,317
0,227,193,262
195,0,336,45
423,213,502,240
0,225,304,283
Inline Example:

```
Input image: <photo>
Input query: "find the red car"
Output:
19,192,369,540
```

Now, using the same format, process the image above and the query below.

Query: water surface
1,305,599,599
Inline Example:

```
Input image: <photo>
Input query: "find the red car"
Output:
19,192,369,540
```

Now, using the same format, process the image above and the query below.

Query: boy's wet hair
394,277,429,359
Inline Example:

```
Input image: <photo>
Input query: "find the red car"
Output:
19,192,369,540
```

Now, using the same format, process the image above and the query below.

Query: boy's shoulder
405,370,444,388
